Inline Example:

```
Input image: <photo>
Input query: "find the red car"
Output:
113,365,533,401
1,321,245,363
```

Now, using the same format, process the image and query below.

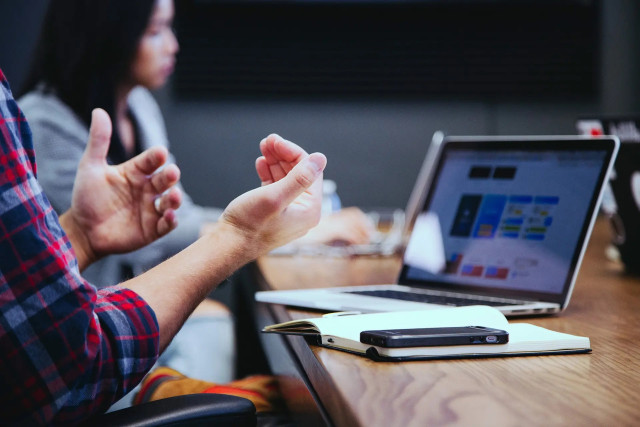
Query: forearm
123,221,257,351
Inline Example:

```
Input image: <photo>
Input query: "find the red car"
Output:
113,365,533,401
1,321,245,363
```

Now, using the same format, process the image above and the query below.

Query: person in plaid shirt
0,68,326,424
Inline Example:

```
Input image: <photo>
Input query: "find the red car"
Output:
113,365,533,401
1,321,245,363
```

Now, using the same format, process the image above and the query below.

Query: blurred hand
219,134,326,256
61,108,182,269
296,207,375,246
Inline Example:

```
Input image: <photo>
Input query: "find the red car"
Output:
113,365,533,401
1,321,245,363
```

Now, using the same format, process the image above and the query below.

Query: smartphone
360,326,509,348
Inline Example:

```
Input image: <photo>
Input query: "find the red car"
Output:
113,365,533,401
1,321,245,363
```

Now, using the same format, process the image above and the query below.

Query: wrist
205,220,265,263
59,211,98,271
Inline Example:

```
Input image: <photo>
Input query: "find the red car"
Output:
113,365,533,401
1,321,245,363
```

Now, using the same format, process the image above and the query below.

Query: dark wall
0,0,48,92
172,2,598,101
1,0,639,210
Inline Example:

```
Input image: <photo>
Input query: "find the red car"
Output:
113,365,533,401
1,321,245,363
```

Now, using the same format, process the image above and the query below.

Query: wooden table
252,217,640,426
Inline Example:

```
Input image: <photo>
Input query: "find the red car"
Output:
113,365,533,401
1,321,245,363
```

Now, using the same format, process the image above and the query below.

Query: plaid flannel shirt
0,69,159,425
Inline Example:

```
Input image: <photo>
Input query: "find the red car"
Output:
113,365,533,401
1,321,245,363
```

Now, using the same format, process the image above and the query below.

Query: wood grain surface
257,217,640,426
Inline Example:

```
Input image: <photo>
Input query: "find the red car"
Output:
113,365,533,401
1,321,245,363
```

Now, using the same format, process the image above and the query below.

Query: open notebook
262,306,591,361
256,135,619,316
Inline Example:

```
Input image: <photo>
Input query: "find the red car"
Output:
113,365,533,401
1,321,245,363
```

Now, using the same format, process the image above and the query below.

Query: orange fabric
134,367,282,413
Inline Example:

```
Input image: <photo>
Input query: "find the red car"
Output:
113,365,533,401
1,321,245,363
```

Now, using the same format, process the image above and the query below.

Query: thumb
83,108,112,163
270,152,327,206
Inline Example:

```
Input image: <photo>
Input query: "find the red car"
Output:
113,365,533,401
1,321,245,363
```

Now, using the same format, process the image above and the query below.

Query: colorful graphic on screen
404,146,608,295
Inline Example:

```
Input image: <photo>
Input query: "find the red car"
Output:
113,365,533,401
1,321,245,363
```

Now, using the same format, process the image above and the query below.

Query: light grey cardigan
19,86,223,287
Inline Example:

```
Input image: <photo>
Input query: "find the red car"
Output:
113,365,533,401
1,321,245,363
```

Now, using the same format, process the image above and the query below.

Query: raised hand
60,108,182,269
219,134,327,256
256,136,373,247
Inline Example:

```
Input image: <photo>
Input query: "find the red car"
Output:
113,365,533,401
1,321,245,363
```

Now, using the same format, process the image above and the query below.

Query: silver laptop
256,135,619,316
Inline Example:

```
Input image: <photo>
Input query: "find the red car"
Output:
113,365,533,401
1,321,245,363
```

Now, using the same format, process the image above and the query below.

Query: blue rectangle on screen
504,218,524,226
450,195,483,237
525,233,546,240
472,195,507,238
534,196,559,205
509,195,533,204
502,232,519,238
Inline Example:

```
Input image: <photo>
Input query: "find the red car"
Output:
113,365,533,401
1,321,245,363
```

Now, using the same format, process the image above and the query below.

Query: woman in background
18,0,372,404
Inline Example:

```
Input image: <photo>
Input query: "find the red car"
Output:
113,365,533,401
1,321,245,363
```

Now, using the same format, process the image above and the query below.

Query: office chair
87,393,256,427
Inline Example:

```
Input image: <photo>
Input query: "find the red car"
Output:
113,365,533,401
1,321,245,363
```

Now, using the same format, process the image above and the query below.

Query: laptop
256,135,619,316
576,116,640,273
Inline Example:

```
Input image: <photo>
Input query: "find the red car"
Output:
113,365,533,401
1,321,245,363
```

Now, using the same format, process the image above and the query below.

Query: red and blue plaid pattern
0,69,160,425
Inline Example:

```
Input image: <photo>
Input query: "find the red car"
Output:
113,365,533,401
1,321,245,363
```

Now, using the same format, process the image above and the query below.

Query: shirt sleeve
0,69,160,425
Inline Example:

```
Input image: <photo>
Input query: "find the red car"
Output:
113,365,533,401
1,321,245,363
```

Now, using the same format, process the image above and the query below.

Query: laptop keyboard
345,289,520,307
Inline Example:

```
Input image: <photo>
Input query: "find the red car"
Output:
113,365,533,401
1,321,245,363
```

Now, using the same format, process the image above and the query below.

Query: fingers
260,134,308,163
156,208,178,237
149,163,181,194
83,108,113,163
255,157,273,185
258,134,309,183
268,152,327,207
154,187,182,214
154,188,181,237
129,146,170,176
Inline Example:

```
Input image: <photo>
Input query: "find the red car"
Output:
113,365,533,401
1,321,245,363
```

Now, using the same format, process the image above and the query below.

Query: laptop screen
399,137,618,303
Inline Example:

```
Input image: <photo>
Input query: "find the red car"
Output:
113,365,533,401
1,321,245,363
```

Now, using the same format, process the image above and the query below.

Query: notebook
256,135,619,316
262,306,591,361
576,116,640,274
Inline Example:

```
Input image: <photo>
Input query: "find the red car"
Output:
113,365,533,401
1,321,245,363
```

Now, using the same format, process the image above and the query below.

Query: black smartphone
359,326,509,348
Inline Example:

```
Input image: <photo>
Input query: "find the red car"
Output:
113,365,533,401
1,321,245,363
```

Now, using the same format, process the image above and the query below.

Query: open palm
220,134,326,255
69,109,182,259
